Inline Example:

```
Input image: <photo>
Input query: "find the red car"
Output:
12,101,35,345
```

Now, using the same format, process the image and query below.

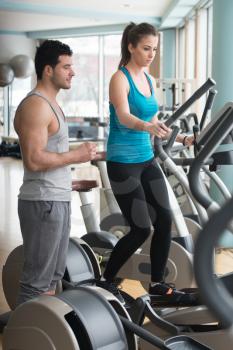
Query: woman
102,22,194,304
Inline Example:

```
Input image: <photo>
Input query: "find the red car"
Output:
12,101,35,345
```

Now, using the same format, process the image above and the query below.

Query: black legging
103,157,172,283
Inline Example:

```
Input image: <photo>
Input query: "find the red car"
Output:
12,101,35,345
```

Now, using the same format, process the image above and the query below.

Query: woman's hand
146,121,171,138
183,135,194,147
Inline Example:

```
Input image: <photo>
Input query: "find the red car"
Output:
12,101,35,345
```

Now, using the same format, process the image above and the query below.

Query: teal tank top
107,66,159,163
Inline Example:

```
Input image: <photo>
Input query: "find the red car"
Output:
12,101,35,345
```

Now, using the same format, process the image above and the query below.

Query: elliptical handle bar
164,78,216,128
119,315,170,349
189,103,233,209
194,195,233,328
163,126,180,156
200,89,218,131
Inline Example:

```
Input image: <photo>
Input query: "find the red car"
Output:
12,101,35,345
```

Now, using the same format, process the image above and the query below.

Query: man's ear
44,65,53,77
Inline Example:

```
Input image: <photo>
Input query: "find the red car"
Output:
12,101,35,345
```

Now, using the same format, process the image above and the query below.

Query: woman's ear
128,43,134,54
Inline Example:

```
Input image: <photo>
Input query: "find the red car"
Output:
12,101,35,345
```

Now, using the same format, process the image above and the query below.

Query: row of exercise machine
1,78,233,349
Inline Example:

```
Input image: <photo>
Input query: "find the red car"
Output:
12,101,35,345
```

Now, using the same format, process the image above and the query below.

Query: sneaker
149,282,200,307
96,280,125,304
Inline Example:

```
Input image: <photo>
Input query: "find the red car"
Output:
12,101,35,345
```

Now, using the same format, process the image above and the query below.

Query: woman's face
128,34,158,67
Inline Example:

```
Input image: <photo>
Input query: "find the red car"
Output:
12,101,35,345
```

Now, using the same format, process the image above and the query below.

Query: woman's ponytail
118,22,136,68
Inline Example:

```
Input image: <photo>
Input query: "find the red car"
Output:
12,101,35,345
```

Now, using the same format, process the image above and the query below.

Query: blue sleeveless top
107,66,159,163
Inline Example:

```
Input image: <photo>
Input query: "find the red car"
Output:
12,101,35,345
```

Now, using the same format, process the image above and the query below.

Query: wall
0,34,36,63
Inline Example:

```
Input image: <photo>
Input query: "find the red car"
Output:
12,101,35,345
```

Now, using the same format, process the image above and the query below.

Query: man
14,40,99,304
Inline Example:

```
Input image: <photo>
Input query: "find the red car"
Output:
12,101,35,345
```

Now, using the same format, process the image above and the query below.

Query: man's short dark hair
35,40,73,80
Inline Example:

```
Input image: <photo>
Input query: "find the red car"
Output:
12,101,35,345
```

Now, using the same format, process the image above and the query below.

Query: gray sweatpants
17,199,71,305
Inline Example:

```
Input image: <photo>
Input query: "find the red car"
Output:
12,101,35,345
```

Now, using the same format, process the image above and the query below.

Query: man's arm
15,97,97,172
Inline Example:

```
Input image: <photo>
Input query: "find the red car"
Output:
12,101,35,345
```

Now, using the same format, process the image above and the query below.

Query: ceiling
0,0,201,37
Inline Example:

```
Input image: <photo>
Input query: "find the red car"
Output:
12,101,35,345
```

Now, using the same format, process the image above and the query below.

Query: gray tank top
18,91,72,201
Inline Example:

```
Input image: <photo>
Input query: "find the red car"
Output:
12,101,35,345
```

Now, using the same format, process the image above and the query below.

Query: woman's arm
109,71,170,138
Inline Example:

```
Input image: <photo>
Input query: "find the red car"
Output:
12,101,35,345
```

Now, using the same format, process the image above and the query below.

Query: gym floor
0,157,232,348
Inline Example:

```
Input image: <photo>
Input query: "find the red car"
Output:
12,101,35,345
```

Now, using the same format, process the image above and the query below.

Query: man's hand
74,142,99,163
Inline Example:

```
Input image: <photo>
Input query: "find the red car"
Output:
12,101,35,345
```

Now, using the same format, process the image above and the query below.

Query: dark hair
35,40,73,80
118,22,158,68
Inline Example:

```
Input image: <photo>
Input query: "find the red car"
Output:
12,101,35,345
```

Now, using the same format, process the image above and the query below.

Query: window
103,35,121,118
0,88,4,136
185,18,195,79
57,34,121,120
178,27,185,79
56,34,121,139
9,77,31,137
57,37,99,118
207,4,213,78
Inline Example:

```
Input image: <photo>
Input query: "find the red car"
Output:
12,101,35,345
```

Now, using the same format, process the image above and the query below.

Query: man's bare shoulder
16,95,51,117
15,95,52,128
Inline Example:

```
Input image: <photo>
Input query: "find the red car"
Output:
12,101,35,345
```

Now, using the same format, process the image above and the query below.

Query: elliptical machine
80,78,215,291
3,107,233,348
98,88,218,238
138,102,233,350
2,232,212,350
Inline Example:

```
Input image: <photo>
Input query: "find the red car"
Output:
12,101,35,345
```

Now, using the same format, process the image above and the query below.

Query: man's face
50,55,75,89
